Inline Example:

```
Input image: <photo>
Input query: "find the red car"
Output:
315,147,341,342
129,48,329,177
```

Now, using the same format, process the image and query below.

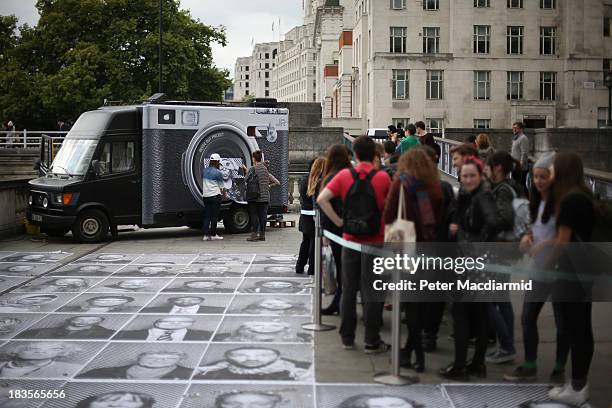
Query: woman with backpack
484,151,523,365
545,152,596,406
383,147,445,373
318,144,352,315
245,150,280,242
441,156,500,381
504,152,569,384
296,157,326,275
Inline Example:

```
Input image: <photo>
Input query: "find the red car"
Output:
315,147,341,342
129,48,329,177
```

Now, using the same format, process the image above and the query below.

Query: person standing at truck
202,153,225,241
245,150,280,242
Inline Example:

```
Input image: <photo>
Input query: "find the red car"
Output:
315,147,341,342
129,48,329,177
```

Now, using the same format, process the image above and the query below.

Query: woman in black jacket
440,156,500,381
317,144,352,315
296,158,326,275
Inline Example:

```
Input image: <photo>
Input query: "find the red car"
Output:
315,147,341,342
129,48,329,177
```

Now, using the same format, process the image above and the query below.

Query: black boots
400,346,425,373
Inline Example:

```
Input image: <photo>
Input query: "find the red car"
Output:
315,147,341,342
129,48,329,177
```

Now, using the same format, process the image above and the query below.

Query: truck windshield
50,139,98,176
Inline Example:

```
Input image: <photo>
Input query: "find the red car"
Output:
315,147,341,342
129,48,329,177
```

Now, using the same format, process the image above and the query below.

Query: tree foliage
0,0,231,129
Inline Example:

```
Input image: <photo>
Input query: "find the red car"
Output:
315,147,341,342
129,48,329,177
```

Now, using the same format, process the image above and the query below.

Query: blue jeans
202,195,221,236
488,301,515,353
522,300,569,364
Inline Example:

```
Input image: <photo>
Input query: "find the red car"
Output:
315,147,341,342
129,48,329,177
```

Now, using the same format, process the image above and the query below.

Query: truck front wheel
72,209,109,243
223,205,251,234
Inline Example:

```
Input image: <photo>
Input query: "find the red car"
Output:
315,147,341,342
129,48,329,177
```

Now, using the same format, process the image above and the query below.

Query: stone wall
278,102,322,128
444,128,612,172
288,127,344,172
0,178,29,238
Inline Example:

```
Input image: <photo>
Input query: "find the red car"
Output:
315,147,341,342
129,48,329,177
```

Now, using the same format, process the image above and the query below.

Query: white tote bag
384,185,416,243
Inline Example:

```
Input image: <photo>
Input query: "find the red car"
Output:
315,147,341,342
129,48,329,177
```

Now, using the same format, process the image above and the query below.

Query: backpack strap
349,167,359,180
365,169,378,181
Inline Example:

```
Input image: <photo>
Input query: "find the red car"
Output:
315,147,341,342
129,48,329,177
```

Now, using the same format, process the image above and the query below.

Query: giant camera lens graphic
183,122,255,206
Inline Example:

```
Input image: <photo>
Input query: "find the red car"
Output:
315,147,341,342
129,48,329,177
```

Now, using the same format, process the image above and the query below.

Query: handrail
434,136,612,199
0,130,67,149
434,137,461,179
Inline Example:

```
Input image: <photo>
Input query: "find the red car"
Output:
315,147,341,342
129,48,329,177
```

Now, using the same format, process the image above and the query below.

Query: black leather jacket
454,182,500,242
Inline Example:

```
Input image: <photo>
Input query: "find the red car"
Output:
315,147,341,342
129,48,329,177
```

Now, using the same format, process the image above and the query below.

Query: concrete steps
0,151,39,177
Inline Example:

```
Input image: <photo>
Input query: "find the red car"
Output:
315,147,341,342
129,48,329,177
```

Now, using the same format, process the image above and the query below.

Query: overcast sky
1,0,304,78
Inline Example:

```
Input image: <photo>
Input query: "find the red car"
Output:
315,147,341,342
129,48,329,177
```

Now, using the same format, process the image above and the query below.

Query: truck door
87,138,141,224
37,135,54,176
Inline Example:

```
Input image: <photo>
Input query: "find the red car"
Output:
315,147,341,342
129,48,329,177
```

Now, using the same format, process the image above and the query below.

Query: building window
390,0,406,9
474,71,491,100
392,118,410,129
423,27,440,54
540,0,555,9
507,26,523,54
507,71,524,100
540,72,556,100
507,0,523,8
540,27,556,55
245,75,249,80
426,118,444,133
474,119,491,129
390,27,407,53
392,70,409,99
423,0,439,10
245,66,249,71
265,90,270,97
598,107,609,127
604,59,611,72
245,82,249,88
426,70,444,99
473,25,491,54
474,0,489,7
265,71,269,78
265,63,270,69
265,53,269,59
265,81,269,88
605,17,611,37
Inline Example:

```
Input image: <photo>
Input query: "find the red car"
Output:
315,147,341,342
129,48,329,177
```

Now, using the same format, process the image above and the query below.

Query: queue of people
298,121,595,406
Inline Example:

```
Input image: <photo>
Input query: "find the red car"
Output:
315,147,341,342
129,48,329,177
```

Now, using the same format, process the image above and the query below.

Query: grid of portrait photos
0,251,577,408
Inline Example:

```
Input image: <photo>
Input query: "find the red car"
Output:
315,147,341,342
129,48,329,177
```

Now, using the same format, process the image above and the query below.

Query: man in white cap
202,153,225,241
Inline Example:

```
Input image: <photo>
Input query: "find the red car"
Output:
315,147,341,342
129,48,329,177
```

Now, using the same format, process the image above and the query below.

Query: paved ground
0,214,610,407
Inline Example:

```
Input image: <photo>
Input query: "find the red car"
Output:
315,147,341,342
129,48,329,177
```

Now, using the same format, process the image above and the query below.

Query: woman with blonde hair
383,147,445,373
296,157,326,275
475,133,495,163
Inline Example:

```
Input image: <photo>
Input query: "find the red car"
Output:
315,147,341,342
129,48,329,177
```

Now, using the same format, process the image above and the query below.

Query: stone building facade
237,0,612,132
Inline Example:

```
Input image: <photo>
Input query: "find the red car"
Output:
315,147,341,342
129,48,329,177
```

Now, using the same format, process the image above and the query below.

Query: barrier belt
320,227,612,284
300,210,315,216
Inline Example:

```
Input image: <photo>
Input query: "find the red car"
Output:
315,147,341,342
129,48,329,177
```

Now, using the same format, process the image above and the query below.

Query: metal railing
434,137,612,200
435,136,460,179
0,131,67,149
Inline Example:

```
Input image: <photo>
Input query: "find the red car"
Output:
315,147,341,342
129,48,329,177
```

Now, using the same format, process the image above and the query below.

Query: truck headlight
53,194,63,205
42,197,48,208
28,195,33,205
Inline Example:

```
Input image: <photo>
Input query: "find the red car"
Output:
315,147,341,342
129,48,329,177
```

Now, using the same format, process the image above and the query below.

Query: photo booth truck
27,96,289,243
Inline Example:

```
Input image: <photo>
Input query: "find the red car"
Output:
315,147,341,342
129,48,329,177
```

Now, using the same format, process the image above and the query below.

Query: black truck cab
29,107,142,242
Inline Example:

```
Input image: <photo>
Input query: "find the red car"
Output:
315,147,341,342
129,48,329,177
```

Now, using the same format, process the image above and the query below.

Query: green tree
0,0,231,129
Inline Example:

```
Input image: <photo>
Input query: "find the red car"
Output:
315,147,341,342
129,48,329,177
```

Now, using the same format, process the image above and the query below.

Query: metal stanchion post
302,209,336,332
374,261,418,385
